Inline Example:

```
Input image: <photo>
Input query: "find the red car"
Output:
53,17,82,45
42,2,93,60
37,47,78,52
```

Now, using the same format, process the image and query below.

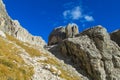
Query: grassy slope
3,34,81,80
0,36,34,80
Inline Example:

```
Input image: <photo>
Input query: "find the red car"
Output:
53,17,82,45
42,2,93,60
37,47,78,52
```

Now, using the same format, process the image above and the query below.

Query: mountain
0,0,86,80
0,0,120,80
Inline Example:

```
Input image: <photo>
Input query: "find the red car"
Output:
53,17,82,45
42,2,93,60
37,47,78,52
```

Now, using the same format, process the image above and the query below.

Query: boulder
110,30,120,46
58,25,120,80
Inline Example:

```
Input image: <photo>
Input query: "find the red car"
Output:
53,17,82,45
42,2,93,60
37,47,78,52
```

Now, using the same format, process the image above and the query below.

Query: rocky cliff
48,25,120,80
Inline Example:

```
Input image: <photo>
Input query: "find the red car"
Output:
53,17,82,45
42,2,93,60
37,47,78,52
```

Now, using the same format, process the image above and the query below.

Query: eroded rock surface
48,23,79,45
54,26,120,80
48,27,66,45
65,23,79,38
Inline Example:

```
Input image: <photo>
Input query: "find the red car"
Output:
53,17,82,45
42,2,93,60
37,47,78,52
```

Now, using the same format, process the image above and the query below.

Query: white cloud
71,6,82,19
84,15,94,22
63,6,82,20
63,10,70,19
63,5,94,22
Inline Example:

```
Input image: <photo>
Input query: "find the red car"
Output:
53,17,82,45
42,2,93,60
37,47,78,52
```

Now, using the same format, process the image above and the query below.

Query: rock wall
57,26,120,80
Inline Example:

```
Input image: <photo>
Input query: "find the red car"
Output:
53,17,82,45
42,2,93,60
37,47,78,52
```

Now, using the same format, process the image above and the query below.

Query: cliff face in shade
48,25,120,80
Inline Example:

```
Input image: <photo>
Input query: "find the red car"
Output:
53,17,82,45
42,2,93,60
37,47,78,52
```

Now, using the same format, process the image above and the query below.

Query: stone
110,30,120,46
58,25,120,80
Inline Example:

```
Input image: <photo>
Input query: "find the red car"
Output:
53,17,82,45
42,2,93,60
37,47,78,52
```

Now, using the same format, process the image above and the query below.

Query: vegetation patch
6,34,43,57
0,36,34,80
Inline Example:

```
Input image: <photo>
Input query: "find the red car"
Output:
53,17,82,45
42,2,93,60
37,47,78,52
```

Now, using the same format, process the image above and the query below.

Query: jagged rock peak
48,23,79,45
0,0,46,47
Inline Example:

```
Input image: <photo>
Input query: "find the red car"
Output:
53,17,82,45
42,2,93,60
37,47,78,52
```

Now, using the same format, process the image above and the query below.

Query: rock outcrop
48,23,79,45
65,23,79,38
0,0,46,47
48,27,66,45
48,25,120,80
110,30,120,46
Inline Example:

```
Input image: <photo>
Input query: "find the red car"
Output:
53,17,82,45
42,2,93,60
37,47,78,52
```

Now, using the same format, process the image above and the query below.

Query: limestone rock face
110,30,120,46
65,23,79,38
58,26,120,80
48,27,66,45
48,23,79,45
0,0,46,47
10,20,46,47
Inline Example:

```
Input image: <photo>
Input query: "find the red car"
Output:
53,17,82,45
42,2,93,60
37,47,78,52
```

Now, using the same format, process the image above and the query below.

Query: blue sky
3,0,120,42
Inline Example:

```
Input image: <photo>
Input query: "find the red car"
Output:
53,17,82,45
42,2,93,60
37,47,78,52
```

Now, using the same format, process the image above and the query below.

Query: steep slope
0,0,46,47
6,33,85,80
0,0,86,80
0,35,33,80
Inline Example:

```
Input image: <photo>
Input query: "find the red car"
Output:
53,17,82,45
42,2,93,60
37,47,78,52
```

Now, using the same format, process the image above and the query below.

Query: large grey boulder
58,25,120,80
110,30,120,46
